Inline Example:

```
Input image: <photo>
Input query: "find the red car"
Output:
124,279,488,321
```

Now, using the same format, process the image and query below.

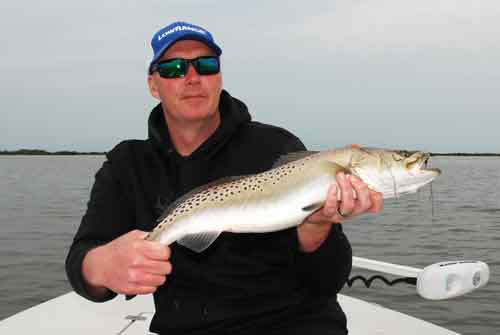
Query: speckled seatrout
147,146,441,252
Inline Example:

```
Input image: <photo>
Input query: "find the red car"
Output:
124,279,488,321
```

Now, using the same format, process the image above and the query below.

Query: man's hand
81,230,172,298
297,172,383,252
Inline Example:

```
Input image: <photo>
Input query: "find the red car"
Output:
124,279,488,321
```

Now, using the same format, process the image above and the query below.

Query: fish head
347,147,441,198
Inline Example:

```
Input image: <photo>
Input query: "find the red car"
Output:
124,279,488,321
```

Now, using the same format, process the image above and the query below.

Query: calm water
0,156,498,334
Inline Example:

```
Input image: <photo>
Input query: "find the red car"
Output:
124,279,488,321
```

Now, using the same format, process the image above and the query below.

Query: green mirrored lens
156,57,219,78
194,57,220,75
158,59,187,78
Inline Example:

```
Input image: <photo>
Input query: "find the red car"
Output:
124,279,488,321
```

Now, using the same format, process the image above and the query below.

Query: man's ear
147,74,160,100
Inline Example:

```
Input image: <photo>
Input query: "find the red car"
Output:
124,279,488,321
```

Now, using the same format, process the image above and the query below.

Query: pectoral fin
319,161,350,175
301,162,352,214
178,231,222,253
302,202,324,212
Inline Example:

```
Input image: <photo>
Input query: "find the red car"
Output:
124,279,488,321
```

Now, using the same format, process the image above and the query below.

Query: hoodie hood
148,90,251,159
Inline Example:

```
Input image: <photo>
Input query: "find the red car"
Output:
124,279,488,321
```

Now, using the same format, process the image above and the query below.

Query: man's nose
184,63,201,83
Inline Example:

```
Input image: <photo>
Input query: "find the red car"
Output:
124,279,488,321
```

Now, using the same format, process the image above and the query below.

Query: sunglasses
151,56,220,78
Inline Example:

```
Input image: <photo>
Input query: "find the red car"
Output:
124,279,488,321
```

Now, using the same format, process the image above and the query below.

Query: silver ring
338,210,349,218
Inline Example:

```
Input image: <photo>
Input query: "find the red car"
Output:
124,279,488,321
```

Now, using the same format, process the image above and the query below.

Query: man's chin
181,108,217,122
181,97,209,110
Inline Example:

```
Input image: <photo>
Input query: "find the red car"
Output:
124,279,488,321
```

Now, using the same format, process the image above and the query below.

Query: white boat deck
0,292,460,334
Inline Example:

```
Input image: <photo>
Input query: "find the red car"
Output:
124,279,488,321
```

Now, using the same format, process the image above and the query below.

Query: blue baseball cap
149,21,222,73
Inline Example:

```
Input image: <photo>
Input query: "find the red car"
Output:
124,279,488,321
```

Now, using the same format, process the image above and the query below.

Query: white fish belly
216,173,333,233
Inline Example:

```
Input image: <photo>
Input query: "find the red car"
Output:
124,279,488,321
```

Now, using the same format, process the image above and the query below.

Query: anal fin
178,231,222,253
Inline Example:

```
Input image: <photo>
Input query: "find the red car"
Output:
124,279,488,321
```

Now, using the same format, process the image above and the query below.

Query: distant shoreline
1,149,499,157
430,153,500,157
0,149,105,156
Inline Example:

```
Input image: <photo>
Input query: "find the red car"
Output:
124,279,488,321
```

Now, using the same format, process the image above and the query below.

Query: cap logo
149,21,221,71
158,25,207,41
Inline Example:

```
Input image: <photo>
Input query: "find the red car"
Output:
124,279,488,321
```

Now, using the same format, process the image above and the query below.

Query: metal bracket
117,312,149,335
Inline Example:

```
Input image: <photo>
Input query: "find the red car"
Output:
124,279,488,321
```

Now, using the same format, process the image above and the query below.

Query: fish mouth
422,167,442,175
407,153,441,176
419,154,441,176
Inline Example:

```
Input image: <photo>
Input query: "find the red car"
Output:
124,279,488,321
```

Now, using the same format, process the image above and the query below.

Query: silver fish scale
147,154,318,240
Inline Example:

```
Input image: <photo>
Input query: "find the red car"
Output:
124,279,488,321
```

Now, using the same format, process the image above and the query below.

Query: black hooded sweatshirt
66,90,352,335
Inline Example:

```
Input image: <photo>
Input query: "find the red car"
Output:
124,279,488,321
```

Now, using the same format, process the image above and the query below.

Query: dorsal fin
272,151,320,168
156,175,253,223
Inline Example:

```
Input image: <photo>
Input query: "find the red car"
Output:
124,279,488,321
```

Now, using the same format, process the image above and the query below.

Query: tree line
0,149,105,155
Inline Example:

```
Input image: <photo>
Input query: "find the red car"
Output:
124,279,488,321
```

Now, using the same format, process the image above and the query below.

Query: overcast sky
2,0,499,153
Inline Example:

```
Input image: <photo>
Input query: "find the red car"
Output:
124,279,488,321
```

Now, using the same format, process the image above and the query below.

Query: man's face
148,40,223,124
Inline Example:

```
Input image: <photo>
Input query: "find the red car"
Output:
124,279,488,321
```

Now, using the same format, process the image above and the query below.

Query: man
66,21,383,335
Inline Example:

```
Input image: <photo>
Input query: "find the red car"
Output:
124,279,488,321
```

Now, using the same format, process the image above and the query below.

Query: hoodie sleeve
295,225,352,297
278,135,352,298
65,144,135,302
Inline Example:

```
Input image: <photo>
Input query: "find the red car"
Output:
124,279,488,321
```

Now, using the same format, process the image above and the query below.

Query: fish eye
395,150,412,158
394,150,421,163
392,153,404,162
